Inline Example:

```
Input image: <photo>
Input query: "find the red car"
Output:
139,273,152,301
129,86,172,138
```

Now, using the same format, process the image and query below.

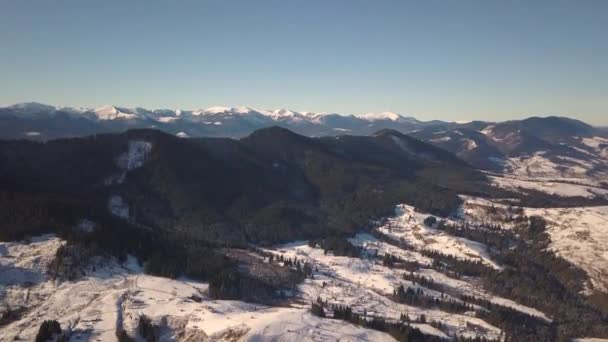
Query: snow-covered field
492,150,608,180
489,175,608,199
270,241,501,340
505,152,574,178
488,136,608,181
525,206,608,293
460,193,608,295
0,236,394,341
376,205,500,269
0,233,514,341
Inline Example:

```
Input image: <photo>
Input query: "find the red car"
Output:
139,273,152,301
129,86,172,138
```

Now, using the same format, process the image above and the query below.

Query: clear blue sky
1,0,607,125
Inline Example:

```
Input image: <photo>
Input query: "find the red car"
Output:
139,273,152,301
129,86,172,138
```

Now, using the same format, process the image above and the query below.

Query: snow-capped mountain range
0,102,430,140
3,102,608,181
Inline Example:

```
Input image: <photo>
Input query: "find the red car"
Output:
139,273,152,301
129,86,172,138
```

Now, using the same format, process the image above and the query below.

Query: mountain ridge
3,102,607,180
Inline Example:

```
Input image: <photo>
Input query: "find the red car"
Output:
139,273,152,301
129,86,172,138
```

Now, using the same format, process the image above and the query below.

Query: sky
1,0,607,125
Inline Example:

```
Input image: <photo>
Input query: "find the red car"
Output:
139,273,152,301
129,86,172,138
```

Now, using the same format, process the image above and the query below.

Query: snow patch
356,111,404,121
108,195,129,219
431,136,452,143
94,105,139,120
116,141,152,171
464,138,477,150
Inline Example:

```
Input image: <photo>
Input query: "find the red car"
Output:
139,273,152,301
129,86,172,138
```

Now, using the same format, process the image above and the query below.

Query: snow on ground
348,233,433,266
0,236,393,342
525,206,608,293
0,235,64,312
414,268,550,322
3,203,572,342
349,233,550,322
244,310,393,341
581,136,608,150
462,193,608,294
377,204,500,269
459,196,521,230
270,241,502,340
488,174,606,188
464,139,477,150
498,151,607,179
116,140,152,171
122,276,394,341
506,152,572,178
489,175,608,198
105,140,153,185
579,136,608,164
108,194,130,219
430,136,451,143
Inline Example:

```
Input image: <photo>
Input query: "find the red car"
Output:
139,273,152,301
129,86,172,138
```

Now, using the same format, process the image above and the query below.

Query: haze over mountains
0,102,441,140
2,102,607,180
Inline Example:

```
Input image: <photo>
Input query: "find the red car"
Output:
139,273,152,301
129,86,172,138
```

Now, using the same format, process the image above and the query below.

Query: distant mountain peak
94,105,139,120
194,106,254,116
356,112,405,121
264,108,300,118
10,102,58,113
354,112,419,123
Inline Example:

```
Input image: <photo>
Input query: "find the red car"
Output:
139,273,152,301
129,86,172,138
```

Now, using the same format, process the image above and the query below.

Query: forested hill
0,127,491,246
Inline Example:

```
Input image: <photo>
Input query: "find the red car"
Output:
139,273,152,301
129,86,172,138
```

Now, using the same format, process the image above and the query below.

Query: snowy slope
525,206,608,293
460,195,608,294
489,175,608,199
377,205,501,269
268,241,501,340
0,236,393,341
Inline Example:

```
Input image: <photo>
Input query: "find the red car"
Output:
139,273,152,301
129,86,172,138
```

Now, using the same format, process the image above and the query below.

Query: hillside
411,116,608,180
2,127,608,341
0,127,491,246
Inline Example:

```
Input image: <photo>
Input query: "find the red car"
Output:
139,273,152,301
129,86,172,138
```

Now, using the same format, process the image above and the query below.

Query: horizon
2,100,604,127
1,1,607,125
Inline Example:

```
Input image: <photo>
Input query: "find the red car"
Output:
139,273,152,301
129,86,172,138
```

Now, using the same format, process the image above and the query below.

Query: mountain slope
3,102,606,180
0,127,492,246
411,116,608,180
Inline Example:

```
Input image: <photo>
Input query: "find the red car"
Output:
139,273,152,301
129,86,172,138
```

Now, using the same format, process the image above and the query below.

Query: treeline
308,236,361,257
400,270,559,340
309,300,445,342
460,295,557,342
422,249,495,278
382,253,421,271
264,253,315,278
402,272,446,293
311,300,498,342
208,268,293,302
393,285,474,314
